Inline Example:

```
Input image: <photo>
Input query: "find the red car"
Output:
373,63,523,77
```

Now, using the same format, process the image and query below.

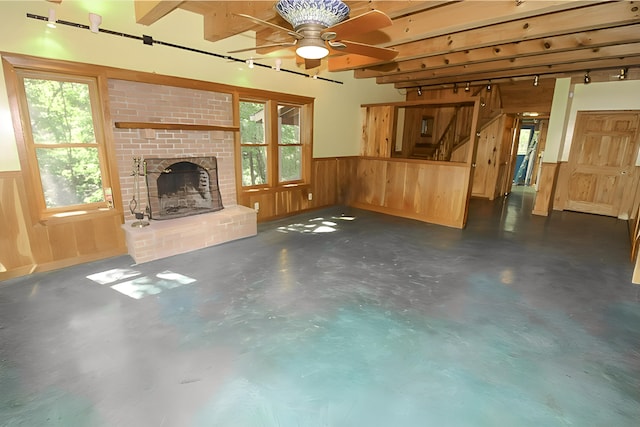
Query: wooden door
565,111,640,217
494,115,517,198
472,114,512,200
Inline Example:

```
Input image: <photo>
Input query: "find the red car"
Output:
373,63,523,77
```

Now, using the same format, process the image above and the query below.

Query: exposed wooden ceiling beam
394,56,640,88
354,24,640,79
331,1,640,72
350,0,608,46
201,2,280,42
381,42,640,85
134,0,183,26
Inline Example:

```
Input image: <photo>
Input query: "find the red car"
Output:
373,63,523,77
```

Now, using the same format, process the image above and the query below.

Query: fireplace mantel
114,121,239,132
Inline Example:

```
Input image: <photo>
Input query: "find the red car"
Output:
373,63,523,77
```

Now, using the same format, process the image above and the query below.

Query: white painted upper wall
0,0,403,172
543,78,571,163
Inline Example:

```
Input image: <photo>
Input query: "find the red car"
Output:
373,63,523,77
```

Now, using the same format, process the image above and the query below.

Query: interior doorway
512,120,541,187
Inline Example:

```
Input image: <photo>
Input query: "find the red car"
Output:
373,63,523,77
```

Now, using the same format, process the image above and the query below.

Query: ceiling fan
228,0,398,69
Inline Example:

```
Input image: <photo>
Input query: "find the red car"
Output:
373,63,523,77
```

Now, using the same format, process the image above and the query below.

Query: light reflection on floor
87,268,196,299
277,215,356,234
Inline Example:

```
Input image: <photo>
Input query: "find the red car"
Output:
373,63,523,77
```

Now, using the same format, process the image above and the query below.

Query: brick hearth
122,205,256,264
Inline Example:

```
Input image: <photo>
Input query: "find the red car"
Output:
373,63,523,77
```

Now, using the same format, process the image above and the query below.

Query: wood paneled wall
361,105,395,158
0,171,127,282
349,158,471,229
237,157,352,222
237,155,471,229
532,162,559,216
0,172,35,279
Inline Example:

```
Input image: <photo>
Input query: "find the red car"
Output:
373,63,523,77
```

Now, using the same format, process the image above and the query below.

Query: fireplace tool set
130,157,150,228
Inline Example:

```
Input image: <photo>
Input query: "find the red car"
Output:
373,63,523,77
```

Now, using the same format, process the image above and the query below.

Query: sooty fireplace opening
145,157,223,220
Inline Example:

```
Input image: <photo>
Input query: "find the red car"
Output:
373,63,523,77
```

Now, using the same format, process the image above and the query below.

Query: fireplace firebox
145,157,223,220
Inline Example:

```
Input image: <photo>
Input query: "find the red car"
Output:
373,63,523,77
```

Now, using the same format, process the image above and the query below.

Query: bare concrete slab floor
1,188,639,426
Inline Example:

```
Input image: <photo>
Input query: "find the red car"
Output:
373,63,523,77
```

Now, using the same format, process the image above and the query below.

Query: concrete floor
1,188,639,426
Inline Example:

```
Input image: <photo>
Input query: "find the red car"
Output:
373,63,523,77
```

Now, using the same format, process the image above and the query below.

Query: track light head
417,87,422,96
464,82,470,92
584,71,591,84
89,13,102,33
486,80,492,91
619,68,628,80
533,75,539,86
47,8,56,28
453,83,458,94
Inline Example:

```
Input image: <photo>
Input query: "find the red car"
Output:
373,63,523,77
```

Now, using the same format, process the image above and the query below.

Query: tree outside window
239,100,307,188
278,104,302,183
19,72,109,212
240,101,267,186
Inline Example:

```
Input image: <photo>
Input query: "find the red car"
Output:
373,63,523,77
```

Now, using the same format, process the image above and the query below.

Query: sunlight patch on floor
87,268,196,299
276,215,356,234
86,268,141,285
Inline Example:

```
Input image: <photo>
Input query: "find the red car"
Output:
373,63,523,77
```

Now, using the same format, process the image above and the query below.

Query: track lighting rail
26,12,343,85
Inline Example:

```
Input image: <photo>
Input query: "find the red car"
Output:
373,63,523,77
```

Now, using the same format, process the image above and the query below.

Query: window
16,71,112,216
239,98,310,189
240,101,267,186
278,104,302,182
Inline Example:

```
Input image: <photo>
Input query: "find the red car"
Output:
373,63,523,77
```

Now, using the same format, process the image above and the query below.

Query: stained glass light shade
275,0,350,29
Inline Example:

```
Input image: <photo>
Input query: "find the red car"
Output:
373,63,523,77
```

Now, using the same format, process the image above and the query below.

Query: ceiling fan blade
339,40,398,61
228,40,297,54
234,13,303,39
324,10,392,40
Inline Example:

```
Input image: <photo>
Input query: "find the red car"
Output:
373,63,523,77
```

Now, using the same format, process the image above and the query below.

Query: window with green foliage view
240,100,306,188
20,73,108,211
278,104,302,182
240,101,268,186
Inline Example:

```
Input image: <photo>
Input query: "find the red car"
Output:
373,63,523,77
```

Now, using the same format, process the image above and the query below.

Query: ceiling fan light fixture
296,38,329,59
276,0,350,29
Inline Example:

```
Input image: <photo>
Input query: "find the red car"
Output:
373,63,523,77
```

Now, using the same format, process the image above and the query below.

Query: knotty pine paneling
361,106,395,158
351,158,471,229
311,158,338,207
0,171,127,280
0,172,35,280
336,157,358,205
238,157,345,222
532,162,559,216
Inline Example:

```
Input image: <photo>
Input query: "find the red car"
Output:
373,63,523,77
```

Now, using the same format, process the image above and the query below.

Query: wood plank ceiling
135,1,640,91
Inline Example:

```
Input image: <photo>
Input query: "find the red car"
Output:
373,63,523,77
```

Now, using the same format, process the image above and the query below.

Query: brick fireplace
145,156,224,220
109,79,256,263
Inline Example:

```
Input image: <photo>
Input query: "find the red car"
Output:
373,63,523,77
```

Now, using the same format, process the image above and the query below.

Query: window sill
38,207,120,226
242,183,309,193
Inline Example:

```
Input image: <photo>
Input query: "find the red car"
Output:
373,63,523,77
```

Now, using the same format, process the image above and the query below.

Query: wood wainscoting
237,157,355,222
349,157,472,229
239,156,471,229
0,171,127,282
